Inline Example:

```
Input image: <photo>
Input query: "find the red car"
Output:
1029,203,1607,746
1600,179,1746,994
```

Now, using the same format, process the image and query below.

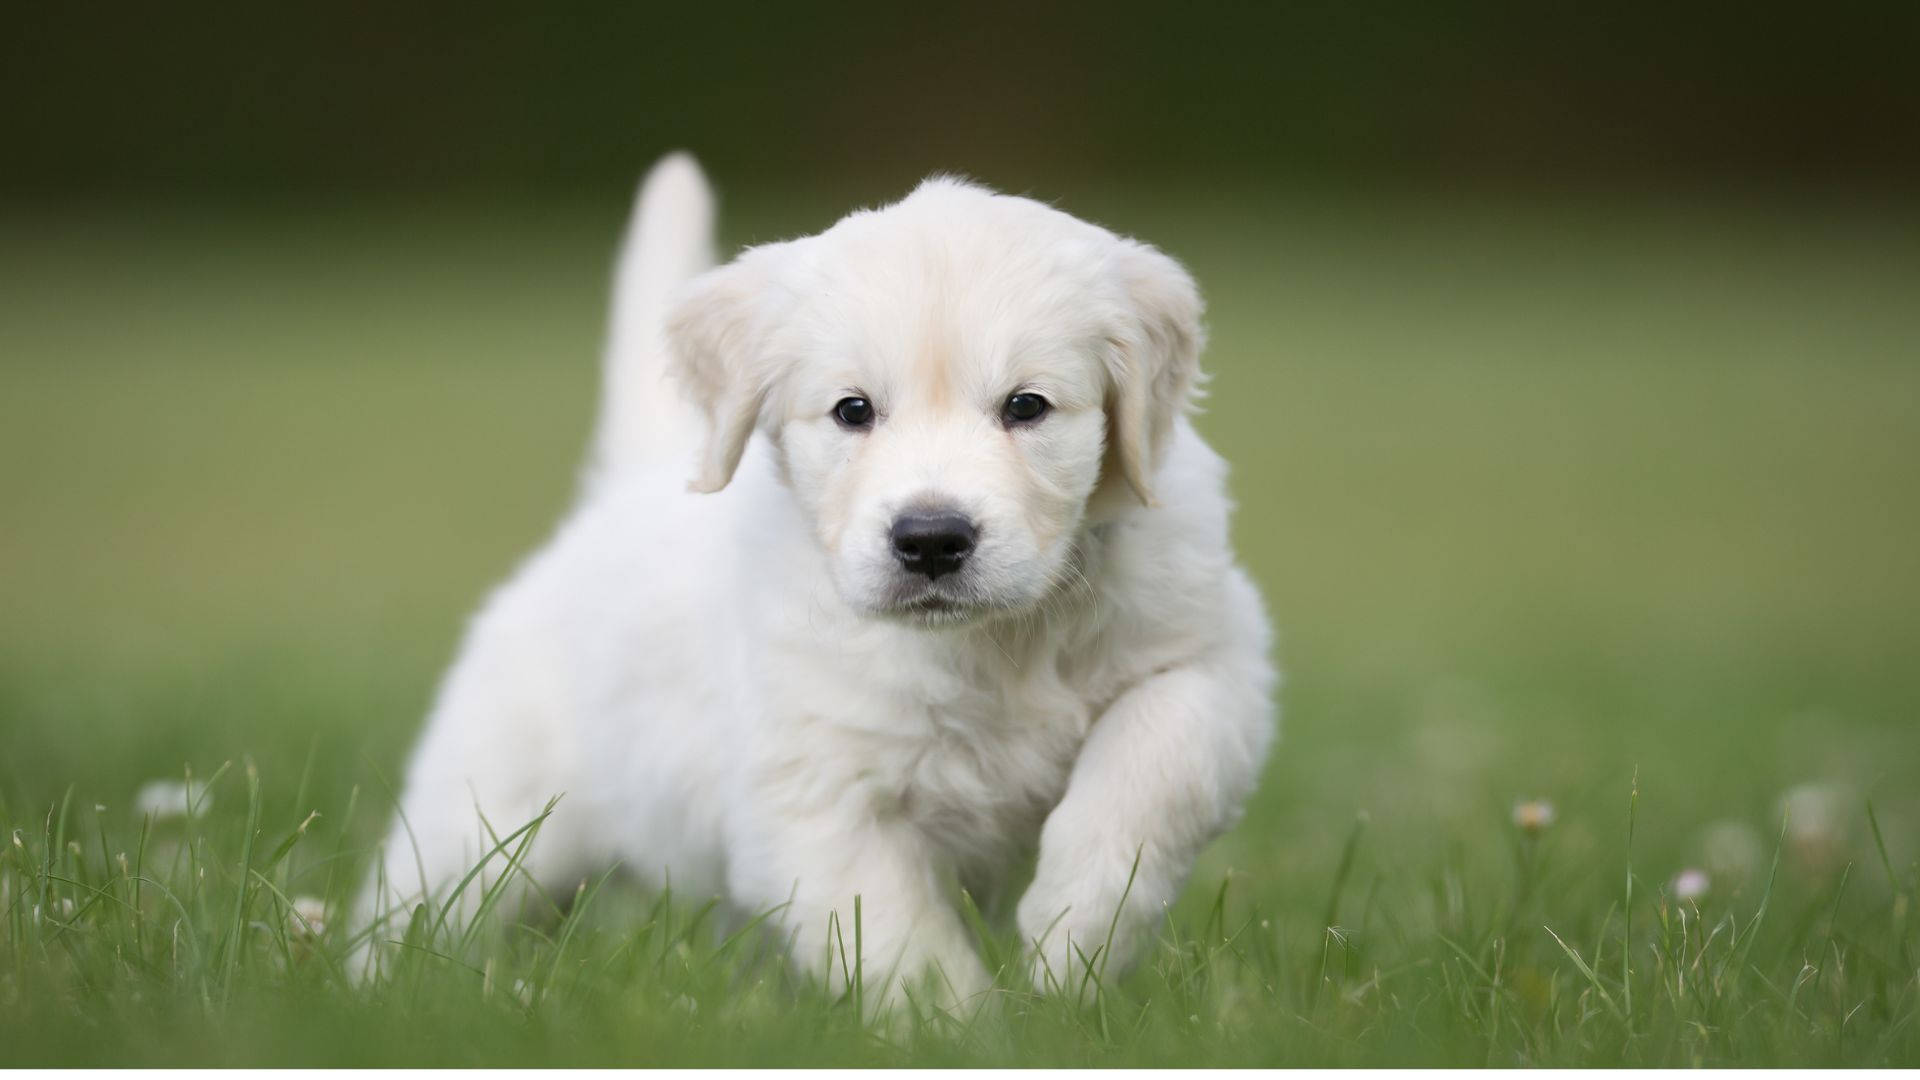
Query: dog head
667,178,1203,624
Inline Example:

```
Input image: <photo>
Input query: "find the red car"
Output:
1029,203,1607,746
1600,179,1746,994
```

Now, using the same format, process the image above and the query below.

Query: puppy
354,154,1277,1008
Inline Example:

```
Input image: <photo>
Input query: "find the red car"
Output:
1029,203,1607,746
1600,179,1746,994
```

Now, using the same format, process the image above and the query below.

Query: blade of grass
422,800,556,948
1323,811,1368,932
259,810,320,877
452,799,559,955
1866,801,1898,890
221,758,263,1005
1544,924,1623,1018
1623,768,1638,1026
1731,809,1790,975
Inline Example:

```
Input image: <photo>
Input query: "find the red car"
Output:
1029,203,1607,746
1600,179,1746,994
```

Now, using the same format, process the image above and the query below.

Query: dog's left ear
666,243,796,493
1103,239,1206,507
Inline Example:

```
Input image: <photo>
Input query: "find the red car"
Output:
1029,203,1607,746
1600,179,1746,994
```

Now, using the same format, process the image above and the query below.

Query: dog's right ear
665,243,796,493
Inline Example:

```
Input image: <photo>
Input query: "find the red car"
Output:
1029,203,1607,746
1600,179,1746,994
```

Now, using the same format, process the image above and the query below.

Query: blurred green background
7,2,1919,197
2,2,1919,1063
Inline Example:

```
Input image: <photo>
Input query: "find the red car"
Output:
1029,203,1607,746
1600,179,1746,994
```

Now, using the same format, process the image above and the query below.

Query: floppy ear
665,244,794,493
1103,239,1206,507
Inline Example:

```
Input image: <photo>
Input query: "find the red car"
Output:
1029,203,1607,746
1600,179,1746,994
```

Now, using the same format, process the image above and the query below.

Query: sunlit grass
5,762,1915,1065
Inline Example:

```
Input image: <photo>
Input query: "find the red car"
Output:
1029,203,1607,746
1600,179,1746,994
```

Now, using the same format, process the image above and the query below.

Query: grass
2,185,1918,1065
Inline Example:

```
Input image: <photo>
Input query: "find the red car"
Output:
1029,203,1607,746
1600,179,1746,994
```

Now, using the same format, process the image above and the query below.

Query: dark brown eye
1003,392,1049,424
833,396,874,428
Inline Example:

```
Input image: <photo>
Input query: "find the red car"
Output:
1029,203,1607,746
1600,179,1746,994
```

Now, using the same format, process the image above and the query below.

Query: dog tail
587,151,718,485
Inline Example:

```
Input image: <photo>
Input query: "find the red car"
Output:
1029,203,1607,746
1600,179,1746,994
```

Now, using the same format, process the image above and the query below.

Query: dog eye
1003,392,1050,424
833,397,874,428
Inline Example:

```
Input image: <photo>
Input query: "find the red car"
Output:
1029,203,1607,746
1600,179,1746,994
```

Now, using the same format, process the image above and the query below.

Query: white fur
354,154,1277,1010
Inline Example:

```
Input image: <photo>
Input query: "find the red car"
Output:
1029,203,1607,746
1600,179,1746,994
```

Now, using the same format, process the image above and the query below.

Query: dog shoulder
1078,419,1269,677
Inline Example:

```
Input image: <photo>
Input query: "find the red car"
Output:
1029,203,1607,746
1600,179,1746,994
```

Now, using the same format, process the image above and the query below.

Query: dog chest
879,673,1091,867
754,600,1138,867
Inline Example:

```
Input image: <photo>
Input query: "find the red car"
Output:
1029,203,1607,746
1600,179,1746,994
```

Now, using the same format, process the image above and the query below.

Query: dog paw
1016,886,1151,995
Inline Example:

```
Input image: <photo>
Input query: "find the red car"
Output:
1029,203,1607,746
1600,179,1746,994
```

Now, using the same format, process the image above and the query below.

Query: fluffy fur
353,153,1277,1009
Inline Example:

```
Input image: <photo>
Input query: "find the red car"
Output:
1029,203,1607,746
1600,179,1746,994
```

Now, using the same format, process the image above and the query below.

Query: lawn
2,186,1917,1065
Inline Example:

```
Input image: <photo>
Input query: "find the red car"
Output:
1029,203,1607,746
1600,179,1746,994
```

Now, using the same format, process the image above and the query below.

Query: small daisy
1779,782,1850,869
1512,799,1557,833
1670,867,1710,901
134,778,213,821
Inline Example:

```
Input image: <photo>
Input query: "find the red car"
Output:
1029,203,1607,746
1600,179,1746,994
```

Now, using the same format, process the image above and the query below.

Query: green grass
3,188,1918,1065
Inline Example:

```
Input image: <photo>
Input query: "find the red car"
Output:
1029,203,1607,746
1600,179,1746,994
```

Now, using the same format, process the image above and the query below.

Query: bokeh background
3,2,1919,1060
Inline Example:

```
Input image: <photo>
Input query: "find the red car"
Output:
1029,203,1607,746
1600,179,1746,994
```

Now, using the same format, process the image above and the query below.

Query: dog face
668,179,1203,623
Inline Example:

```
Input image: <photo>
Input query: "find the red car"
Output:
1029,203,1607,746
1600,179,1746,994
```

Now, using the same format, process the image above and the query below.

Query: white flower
1779,783,1850,868
1512,799,1557,833
1670,868,1711,901
288,895,328,937
133,779,213,820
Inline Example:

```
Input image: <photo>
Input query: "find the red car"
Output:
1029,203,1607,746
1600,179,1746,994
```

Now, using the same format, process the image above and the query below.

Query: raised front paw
1016,879,1153,994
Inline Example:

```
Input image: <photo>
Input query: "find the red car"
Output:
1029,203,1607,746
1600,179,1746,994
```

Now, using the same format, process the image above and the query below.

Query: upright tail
586,152,717,486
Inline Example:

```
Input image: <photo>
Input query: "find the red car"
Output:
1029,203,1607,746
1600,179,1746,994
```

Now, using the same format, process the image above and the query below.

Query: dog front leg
737,810,991,1019
1016,647,1274,990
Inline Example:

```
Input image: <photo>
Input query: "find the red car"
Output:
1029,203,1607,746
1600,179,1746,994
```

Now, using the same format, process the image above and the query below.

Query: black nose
889,511,977,579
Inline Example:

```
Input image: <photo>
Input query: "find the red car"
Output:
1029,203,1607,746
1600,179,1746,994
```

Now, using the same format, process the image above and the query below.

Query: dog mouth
903,595,965,615
880,582,989,623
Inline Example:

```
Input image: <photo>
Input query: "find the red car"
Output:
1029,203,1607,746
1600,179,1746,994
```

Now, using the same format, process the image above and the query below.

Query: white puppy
354,154,1276,1008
